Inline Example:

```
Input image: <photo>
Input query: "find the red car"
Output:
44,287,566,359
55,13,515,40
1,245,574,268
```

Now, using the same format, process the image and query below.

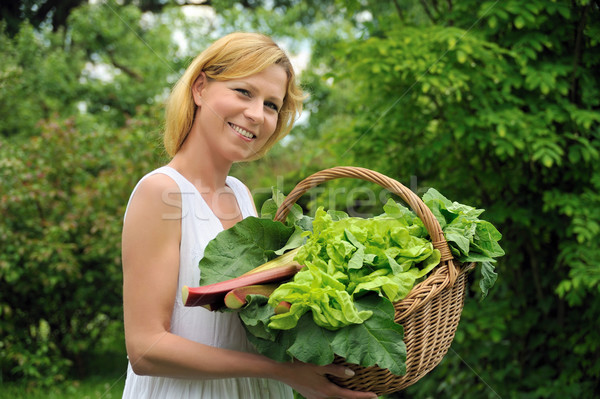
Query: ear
192,72,206,107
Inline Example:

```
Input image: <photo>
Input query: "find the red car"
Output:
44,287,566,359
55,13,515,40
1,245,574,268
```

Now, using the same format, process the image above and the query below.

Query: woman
121,32,378,399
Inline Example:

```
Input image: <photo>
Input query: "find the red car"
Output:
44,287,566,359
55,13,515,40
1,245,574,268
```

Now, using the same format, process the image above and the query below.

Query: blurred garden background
1,0,599,398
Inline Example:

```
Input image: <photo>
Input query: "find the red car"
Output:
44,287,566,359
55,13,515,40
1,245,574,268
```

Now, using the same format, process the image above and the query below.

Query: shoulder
126,172,182,223
135,172,180,201
122,172,182,260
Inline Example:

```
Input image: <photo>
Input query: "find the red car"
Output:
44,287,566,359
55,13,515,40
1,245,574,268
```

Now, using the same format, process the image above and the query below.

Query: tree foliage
213,0,600,396
0,0,190,138
1,1,599,396
0,0,180,383
0,22,85,137
0,109,165,383
286,1,600,397
0,0,273,383
0,0,203,36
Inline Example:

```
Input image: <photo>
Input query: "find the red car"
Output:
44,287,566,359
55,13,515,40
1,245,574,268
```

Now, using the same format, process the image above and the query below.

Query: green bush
303,0,600,397
0,110,164,384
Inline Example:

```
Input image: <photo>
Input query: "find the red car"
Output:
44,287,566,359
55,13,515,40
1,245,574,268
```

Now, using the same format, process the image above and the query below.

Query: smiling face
191,64,288,164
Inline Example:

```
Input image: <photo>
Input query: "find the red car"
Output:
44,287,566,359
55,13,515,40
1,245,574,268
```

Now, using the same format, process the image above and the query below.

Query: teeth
230,123,254,139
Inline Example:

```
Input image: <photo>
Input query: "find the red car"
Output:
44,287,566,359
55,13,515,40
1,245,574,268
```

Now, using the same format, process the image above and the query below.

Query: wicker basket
273,166,472,395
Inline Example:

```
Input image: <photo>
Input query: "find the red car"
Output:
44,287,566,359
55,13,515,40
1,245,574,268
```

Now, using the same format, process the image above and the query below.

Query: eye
265,101,279,112
234,88,251,97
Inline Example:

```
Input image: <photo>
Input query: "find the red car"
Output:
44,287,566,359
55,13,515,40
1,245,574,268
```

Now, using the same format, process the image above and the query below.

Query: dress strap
226,176,257,218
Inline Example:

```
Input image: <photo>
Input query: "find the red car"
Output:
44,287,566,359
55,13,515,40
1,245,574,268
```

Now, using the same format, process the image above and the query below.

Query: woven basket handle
274,166,458,282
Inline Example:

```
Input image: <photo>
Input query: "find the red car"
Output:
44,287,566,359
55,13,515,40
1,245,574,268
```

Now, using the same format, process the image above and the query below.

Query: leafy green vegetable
421,188,505,299
238,295,278,341
422,188,505,263
267,265,374,331
197,186,505,376
199,217,294,285
266,207,441,331
328,294,406,376
243,293,407,376
479,261,498,299
285,313,336,365
259,187,312,255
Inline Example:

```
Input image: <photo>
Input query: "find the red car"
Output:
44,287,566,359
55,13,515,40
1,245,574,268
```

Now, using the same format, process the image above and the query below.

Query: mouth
229,123,256,141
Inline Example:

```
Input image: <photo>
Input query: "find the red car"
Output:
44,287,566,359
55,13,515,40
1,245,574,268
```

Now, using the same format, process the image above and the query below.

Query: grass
1,373,391,399
1,350,128,399
0,374,126,399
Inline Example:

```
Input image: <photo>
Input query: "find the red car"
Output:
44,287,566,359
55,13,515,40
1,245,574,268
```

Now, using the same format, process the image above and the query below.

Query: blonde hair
164,32,305,160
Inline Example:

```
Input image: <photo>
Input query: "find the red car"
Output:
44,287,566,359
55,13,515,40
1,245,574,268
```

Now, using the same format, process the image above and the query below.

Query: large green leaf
329,294,406,376
244,295,406,375
286,313,336,365
199,217,294,285
479,261,498,300
238,295,278,341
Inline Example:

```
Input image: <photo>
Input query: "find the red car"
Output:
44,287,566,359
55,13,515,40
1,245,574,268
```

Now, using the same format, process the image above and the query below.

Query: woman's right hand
278,360,379,399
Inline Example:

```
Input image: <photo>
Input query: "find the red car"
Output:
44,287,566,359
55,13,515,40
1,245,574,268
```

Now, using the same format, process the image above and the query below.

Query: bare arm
121,174,377,398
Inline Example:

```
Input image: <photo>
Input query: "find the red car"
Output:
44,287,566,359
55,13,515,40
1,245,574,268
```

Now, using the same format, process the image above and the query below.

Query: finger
323,365,356,379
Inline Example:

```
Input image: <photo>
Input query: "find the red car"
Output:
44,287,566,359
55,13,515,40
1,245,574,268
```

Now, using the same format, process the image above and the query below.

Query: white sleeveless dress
122,166,294,399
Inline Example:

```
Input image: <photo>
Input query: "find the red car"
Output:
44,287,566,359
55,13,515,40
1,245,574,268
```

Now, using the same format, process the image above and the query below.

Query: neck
167,130,232,192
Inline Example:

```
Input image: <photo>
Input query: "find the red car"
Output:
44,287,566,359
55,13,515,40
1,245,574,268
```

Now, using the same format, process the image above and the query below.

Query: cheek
264,115,279,137
205,100,230,120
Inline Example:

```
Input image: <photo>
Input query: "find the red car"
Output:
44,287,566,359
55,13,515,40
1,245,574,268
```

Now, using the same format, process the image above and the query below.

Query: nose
243,98,264,124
